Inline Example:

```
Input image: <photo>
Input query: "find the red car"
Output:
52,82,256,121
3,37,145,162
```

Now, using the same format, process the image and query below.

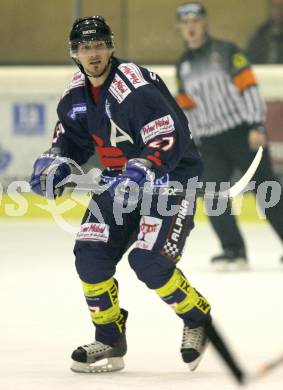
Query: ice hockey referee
175,2,283,270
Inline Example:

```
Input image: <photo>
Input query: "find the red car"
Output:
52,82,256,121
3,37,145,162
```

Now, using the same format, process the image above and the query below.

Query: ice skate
211,249,248,271
71,330,127,373
181,323,208,371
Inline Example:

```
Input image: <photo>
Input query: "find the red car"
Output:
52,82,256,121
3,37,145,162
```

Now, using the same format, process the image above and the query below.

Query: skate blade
71,357,125,373
188,355,201,371
211,261,229,272
227,260,249,271
212,259,249,272
187,340,209,372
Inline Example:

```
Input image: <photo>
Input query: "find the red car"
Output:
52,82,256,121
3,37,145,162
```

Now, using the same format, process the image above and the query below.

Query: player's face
76,40,113,78
178,15,207,49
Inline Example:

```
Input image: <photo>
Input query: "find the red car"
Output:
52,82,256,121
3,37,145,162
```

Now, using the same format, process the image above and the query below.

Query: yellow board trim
0,193,266,222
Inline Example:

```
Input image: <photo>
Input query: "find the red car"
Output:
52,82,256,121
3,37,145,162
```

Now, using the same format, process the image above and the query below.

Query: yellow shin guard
155,269,211,316
82,278,122,327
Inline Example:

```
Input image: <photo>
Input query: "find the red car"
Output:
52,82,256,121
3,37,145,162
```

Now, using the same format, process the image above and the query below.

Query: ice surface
0,220,282,390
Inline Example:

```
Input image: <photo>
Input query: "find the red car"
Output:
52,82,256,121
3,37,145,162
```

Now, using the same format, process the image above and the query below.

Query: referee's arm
230,48,267,150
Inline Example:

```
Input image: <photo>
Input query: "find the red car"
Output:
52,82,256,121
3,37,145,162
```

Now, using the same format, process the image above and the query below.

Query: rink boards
0,192,266,222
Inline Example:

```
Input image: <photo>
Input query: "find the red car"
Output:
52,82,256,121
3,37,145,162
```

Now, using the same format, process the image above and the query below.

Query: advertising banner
0,95,58,187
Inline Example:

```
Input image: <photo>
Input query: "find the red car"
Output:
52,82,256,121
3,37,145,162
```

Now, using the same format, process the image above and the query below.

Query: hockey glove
108,159,155,205
30,148,71,198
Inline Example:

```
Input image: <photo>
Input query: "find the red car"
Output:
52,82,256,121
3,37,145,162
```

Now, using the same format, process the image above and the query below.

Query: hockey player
175,2,283,270
30,16,211,373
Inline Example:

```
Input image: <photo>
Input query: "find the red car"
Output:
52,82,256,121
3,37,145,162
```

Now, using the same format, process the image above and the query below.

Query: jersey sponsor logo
67,103,87,120
141,114,175,144
63,72,85,96
76,223,109,242
71,72,85,85
109,74,131,103
171,199,189,242
118,63,148,89
134,216,162,251
153,174,169,188
162,199,191,261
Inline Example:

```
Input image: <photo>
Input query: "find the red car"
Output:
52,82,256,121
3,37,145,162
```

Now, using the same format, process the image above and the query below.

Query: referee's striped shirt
176,38,266,140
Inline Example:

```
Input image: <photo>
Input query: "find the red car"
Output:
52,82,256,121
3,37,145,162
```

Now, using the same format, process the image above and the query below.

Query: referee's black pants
199,124,283,255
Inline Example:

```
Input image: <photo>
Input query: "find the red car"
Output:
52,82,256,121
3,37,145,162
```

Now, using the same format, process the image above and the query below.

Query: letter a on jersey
110,119,134,146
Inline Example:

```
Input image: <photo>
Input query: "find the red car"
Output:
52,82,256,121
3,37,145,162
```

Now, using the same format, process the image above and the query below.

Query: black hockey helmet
176,2,207,20
69,15,114,55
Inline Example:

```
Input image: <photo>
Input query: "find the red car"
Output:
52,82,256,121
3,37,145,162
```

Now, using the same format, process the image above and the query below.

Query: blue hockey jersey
52,57,202,185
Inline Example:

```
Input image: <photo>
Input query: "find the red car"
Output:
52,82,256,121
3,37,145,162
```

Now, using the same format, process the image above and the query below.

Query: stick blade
220,146,264,198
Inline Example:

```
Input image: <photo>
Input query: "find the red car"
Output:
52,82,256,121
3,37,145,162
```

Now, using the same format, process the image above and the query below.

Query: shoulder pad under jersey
108,62,149,104
118,62,149,89
63,71,86,97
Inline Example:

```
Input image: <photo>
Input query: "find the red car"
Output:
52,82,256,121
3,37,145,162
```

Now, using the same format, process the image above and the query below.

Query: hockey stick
206,322,246,385
218,146,263,198
206,321,283,385
63,146,263,199
248,353,283,382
